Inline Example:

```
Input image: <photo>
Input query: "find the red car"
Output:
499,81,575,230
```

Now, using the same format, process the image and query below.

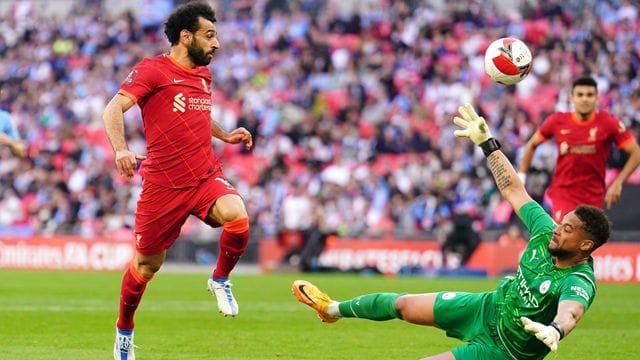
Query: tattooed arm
486,151,534,213
453,103,533,213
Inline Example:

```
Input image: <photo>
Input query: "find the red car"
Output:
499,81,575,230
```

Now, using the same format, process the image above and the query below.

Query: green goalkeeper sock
337,293,401,321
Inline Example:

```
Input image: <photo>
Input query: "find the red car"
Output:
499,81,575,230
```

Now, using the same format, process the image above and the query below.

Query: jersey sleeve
559,274,596,311
118,59,157,103
537,113,558,141
609,114,635,149
517,201,556,237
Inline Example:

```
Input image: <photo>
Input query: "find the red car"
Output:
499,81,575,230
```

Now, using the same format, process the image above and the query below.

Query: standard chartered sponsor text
188,97,211,111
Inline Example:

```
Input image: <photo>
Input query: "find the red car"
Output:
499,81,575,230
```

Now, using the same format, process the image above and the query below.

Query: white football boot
207,278,239,316
113,328,135,360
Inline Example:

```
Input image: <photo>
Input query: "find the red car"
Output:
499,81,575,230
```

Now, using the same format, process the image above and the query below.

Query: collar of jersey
570,111,596,126
165,54,199,73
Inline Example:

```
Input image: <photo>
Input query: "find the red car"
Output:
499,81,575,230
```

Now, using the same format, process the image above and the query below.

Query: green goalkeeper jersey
495,201,596,360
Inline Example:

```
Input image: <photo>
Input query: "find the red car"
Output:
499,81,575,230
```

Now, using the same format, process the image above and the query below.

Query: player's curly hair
574,205,610,251
164,2,217,45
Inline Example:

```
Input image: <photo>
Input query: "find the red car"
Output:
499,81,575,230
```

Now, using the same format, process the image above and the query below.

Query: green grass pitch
1,270,638,359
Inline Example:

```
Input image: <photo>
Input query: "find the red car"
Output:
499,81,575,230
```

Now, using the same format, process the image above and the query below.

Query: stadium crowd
1,0,639,244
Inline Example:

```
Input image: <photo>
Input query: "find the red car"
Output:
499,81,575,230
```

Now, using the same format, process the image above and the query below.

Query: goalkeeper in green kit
292,104,610,360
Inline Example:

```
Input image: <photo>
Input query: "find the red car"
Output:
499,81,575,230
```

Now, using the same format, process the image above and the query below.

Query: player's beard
574,103,595,120
187,39,212,66
547,246,572,259
576,111,592,120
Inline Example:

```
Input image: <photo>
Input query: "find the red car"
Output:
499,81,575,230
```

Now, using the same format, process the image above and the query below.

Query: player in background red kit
519,76,640,222
102,3,252,359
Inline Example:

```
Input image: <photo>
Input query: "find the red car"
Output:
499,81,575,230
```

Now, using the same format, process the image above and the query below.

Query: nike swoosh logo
297,285,315,304
174,79,184,83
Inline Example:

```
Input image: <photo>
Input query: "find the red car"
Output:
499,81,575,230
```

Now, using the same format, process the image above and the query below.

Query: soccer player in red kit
103,3,252,359
519,76,640,222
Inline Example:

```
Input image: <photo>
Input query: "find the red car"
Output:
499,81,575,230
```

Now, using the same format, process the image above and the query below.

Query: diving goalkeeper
293,103,610,360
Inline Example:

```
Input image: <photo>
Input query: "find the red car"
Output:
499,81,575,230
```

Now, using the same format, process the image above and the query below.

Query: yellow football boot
292,280,338,323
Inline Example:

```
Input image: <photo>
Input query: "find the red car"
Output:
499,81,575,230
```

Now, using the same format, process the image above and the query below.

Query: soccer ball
484,37,533,85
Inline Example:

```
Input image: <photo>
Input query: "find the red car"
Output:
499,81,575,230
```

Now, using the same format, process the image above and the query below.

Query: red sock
213,218,250,279
117,263,152,330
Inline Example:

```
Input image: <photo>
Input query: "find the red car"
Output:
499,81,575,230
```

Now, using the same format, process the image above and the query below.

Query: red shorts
548,198,574,223
546,190,603,223
134,170,240,254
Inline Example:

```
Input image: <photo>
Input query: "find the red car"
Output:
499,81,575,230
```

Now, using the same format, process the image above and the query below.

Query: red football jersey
537,111,634,207
119,55,221,188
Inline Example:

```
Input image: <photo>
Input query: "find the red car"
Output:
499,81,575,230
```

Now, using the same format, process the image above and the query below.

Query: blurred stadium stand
0,0,639,275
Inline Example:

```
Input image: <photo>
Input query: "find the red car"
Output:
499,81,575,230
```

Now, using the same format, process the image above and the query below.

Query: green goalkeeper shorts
434,291,512,360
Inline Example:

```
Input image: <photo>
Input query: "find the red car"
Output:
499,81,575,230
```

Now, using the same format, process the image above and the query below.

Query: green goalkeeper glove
521,317,561,352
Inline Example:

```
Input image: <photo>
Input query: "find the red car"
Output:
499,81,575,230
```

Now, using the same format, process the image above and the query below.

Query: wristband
549,321,565,340
479,138,502,156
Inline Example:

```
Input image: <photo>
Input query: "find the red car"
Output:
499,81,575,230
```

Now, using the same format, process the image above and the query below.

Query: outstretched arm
486,151,534,213
551,300,584,338
605,140,640,208
102,93,146,178
453,103,533,213
521,300,584,352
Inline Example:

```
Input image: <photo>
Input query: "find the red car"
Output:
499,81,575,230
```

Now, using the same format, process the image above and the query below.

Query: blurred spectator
442,210,481,269
298,201,336,271
498,224,526,248
279,180,313,260
0,110,26,157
